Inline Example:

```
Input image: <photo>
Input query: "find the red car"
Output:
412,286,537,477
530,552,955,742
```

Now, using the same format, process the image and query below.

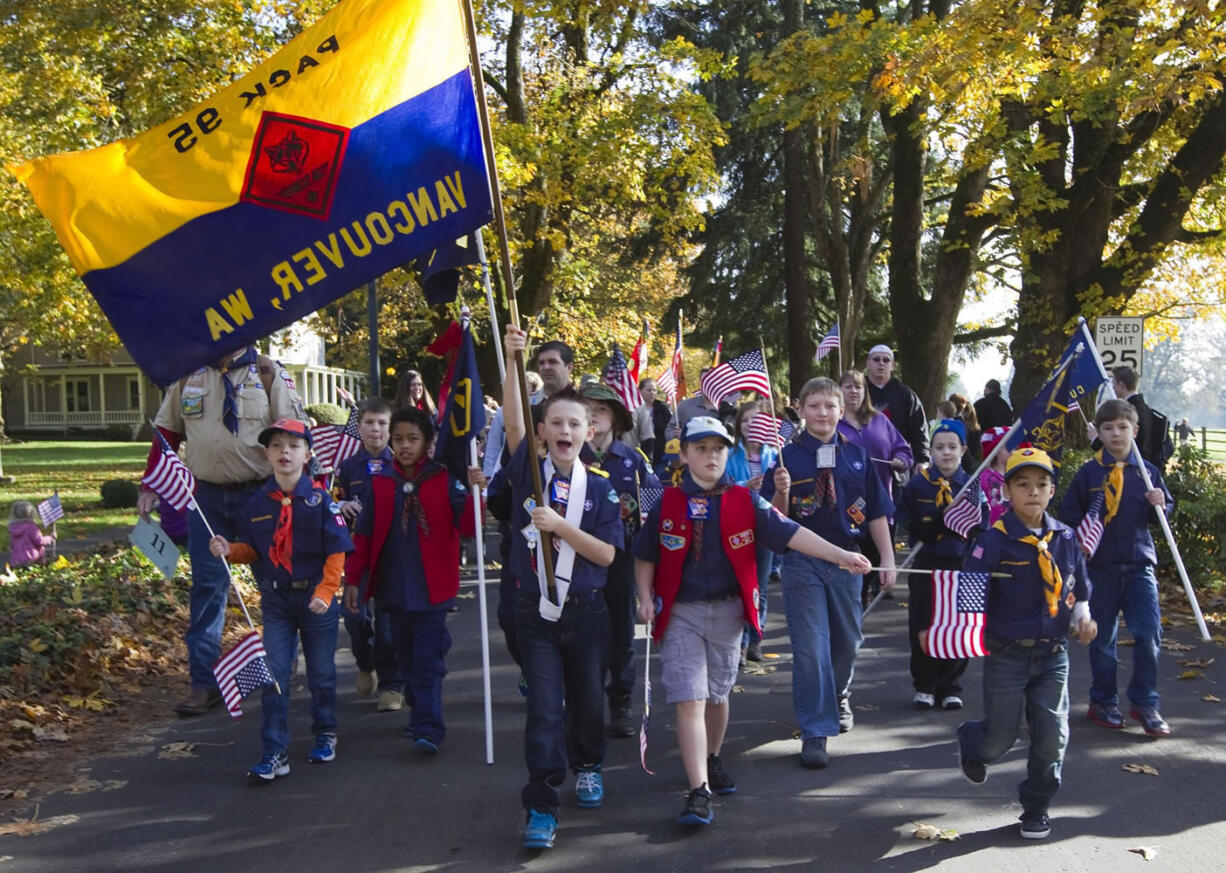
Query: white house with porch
2,323,366,439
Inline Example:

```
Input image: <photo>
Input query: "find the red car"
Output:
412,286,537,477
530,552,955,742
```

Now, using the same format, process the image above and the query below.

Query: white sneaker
913,692,936,709
941,695,964,710
377,690,403,711
355,670,375,696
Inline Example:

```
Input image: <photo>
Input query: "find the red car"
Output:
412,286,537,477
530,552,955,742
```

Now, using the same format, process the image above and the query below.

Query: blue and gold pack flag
433,319,485,482
15,0,492,387
1006,323,1109,472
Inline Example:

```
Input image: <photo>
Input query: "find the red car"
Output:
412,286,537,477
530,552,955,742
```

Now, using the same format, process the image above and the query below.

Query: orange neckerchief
268,490,295,572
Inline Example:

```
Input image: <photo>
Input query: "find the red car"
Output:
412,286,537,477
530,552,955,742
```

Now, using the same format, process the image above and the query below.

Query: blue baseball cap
932,417,967,445
681,415,733,447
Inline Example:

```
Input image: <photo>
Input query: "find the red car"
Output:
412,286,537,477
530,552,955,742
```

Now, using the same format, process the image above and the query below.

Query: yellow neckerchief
923,466,954,509
993,518,1061,617
1095,449,1127,525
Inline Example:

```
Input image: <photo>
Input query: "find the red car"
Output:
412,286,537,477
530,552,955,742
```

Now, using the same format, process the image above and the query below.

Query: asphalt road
4,569,1224,872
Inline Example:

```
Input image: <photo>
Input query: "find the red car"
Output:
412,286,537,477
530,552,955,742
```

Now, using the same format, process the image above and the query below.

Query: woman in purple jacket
838,370,912,606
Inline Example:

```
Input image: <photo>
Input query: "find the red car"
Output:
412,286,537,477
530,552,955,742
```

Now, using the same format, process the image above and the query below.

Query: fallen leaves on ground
157,742,197,759
1178,657,1215,668
1162,641,1194,652
740,662,776,676
1122,763,1159,776
912,823,960,841
1203,693,1221,702
1127,846,1159,861
0,806,79,837
1177,670,1204,680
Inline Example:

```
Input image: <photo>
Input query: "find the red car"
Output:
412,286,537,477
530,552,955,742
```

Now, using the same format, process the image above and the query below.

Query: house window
128,377,141,410
65,379,91,413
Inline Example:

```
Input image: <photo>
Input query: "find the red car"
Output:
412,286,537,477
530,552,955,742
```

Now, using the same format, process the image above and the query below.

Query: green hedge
305,402,348,425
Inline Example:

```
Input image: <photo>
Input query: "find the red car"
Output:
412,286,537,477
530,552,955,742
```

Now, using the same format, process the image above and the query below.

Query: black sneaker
707,754,736,795
608,697,635,738
837,696,854,733
959,749,987,785
678,785,714,826
800,736,829,769
1019,810,1051,840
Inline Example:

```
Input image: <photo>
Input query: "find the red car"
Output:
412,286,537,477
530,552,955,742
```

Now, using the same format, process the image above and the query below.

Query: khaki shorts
660,598,744,704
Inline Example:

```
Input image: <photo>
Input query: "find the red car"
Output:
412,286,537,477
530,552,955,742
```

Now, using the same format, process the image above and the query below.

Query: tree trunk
781,0,813,396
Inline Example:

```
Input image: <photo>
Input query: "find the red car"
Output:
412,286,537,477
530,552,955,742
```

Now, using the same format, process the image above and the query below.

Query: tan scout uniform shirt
153,357,305,486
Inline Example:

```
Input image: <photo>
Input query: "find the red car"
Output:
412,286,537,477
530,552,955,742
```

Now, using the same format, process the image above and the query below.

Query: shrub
305,402,348,425
1159,444,1226,590
100,478,140,508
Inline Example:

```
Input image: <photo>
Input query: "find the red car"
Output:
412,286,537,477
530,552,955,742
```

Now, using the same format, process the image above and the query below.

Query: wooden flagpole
460,0,556,598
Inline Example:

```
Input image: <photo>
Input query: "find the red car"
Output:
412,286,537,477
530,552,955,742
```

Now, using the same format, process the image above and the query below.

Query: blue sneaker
307,734,337,764
247,752,290,782
575,768,603,808
414,736,440,755
522,809,557,849
678,785,714,826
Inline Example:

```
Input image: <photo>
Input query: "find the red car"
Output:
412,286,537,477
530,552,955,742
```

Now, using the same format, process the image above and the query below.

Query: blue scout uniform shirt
352,464,470,611
760,429,893,550
236,474,353,585
335,445,394,504
500,442,623,597
580,439,662,549
964,511,1089,642
896,466,977,561
1056,450,1173,568
632,471,799,602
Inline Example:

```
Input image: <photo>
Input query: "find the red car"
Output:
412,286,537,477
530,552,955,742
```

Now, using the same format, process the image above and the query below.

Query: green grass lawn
0,441,148,552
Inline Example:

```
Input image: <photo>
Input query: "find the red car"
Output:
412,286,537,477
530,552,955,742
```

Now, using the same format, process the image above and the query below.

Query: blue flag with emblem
1006,325,1109,472
433,319,485,482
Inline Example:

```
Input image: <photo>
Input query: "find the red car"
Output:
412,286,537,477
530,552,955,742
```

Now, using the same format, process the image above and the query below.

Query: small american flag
921,568,990,657
655,365,676,404
1076,491,1106,559
744,412,783,448
924,570,991,659
311,407,362,471
37,493,64,526
942,477,986,539
700,349,772,405
814,321,840,362
213,630,277,718
638,485,664,522
142,430,197,511
778,418,797,444
605,344,643,411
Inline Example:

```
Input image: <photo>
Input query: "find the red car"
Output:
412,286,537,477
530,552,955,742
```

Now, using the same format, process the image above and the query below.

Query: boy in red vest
633,416,871,827
343,407,485,754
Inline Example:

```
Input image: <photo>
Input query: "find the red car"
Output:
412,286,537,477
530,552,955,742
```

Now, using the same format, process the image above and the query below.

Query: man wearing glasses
863,345,929,473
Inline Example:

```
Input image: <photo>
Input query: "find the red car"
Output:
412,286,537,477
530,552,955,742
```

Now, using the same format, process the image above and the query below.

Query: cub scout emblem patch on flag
242,113,350,218
660,533,686,551
728,529,754,550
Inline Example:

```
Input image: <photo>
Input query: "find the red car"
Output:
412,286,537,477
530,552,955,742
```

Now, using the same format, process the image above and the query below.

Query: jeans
343,602,404,692
259,585,340,756
743,546,774,647
781,551,863,738
959,637,1070,815
186,480,261,689
387,608,451,743
603,549,636,702
1088,562,1162,709
515,589,610,815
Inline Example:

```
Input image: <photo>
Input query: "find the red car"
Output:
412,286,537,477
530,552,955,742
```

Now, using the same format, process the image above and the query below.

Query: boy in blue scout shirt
896,418,983,711
343,407,485,754
1057,399,1174,737
760,377,895,769
496,325,623,851
957,447,1097,841
579,383,662,739
634,416,870,828
334,396,404,710
208,418,353,782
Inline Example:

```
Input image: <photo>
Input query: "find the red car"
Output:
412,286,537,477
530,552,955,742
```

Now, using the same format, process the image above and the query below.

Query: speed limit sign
1094,316,1144,375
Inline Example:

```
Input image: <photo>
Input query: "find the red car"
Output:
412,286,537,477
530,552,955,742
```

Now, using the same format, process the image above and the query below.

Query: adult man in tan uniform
137,346,306,715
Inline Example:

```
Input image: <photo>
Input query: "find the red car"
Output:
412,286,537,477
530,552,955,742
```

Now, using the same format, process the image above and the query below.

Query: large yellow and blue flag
15,0,492,386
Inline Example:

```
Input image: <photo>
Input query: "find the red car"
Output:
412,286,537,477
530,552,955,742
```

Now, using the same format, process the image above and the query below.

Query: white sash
535,456,587,621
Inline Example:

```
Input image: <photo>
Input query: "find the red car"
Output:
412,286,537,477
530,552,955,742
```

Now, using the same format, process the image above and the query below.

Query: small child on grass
7,501,55,568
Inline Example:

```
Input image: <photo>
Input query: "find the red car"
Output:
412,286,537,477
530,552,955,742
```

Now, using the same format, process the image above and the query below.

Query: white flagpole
1084,322,1209,641
470,438,495,762
474,232,506,382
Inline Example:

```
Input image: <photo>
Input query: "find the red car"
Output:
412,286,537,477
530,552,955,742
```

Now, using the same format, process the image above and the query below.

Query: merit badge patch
1065,590,1076,608
972,545,984,559
846,497,866,526
522,497,537,514
584,499,594,511
305,491,322,507
728,529,754,550
662,518,674,531
551,478,570,505
241,111,350,219
660,533,686,551
367,459,384,475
